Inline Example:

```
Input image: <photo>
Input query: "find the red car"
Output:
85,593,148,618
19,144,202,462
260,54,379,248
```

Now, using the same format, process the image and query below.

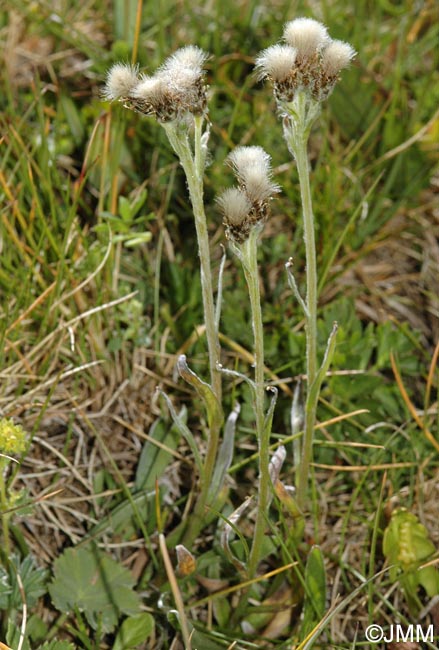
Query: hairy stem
295,132,318,510
240,229,270,578
283,92,320,510
163,120,221,402
0,462,10,558
163,120,222,543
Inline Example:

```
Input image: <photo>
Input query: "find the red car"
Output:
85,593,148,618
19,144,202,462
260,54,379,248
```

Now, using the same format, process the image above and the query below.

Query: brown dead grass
325,173,439,347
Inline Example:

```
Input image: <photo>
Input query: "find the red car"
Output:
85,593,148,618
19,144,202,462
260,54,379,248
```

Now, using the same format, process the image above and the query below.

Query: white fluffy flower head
217,188,251,226
228,147,279,203
134,74,166,101
283,18,329,58
103,63,139,101
321,40,356,77
103,46,209,122
255,17,356,104
160,45,208,76
227,146,271,180
255,45,297,82
219,146,279,244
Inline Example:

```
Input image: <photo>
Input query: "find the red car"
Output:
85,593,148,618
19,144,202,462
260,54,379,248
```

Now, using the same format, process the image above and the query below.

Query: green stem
154,227,164,361
0,461,10,558
163,119,223,544
240,229,270,578
283,92,320,511
295,132,318,510
163,120,221,403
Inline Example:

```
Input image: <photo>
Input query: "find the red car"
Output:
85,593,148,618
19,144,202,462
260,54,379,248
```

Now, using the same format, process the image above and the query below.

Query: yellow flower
0,418,27,455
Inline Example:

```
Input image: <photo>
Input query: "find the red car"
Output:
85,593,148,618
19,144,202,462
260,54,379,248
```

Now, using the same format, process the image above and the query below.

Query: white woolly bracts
103,46,209,122
217,146,279,244
256,17,356,103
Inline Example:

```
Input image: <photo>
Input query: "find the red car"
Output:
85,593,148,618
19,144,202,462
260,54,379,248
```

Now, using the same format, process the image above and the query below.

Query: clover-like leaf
49,547,140,633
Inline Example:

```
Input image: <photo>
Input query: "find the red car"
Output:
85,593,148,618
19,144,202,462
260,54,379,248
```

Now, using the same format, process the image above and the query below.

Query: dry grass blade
295,567,390,650
390,352,439,454
372,106,439,167
4,282,56,335
0,488,65,517
312,461,416,471
15,572,27,650
191,562,297,608
159,533,192,650
425,339,439,415
229,408,369,473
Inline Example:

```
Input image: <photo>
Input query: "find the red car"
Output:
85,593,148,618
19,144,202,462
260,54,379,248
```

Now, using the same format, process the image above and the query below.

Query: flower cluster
255,17,356,104
0,418,27,455
103,46,209,123
217,146,279,244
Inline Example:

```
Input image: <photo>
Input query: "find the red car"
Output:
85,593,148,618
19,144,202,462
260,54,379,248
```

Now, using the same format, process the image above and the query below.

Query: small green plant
255,18,356,510
97,188,152,248
0,554,49,650
217,145,279,577
101,17,359,644
104,49,224,547
383,507,439,615
0,419,27,558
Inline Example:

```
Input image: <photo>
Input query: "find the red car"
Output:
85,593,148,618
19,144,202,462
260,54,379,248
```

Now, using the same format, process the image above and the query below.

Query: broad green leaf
49,547,140,633
113,613,155,650
383,509,436,573
383,508,439,612
177,355,223,432
86,490,155,540
207,403,239,502
419,565,439,598
119,196,132,222
160,393,204,474
274,480,305,542
135,417,180,491
26,613,48,644
129,189,148,218
300,545,326,641
296,568,390,650
123,233,153,247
